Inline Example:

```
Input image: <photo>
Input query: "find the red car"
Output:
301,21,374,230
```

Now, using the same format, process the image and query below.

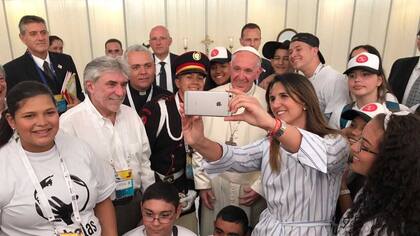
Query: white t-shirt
0,131,115,236
123,224,197,236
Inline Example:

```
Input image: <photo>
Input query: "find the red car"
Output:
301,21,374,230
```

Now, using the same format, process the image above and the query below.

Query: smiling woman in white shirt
182,73,349,235
0,81,117,236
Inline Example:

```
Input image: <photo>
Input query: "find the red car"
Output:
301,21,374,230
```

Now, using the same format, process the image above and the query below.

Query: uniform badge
192,52,201,61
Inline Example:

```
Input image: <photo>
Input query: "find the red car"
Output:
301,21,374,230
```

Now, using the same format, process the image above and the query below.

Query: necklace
226,121,240,146
224,84,257,146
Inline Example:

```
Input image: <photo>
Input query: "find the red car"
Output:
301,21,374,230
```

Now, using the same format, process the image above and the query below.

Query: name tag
115,169,134,200
186,154,193,180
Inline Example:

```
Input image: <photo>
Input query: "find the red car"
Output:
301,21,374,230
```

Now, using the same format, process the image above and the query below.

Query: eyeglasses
142,211,174,224
351,137,378,155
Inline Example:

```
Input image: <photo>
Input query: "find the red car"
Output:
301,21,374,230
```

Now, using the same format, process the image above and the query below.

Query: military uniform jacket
140,95,195,197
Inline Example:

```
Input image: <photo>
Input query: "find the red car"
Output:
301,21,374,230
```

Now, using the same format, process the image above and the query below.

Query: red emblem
211,49,219,57
356,54,368,63
362,103,377,112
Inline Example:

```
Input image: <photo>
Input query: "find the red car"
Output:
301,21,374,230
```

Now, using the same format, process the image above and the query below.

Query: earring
303,107,307,111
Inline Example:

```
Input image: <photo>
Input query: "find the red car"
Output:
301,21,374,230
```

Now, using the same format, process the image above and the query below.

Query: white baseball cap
341,102,389,122
209,47,232,64
344,52,380,75
233,46,261,59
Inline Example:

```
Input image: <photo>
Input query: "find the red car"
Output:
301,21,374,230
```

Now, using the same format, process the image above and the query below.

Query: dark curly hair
344,113,420,235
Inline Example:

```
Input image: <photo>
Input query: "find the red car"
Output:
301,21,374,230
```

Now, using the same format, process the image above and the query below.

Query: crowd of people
0,14,419,236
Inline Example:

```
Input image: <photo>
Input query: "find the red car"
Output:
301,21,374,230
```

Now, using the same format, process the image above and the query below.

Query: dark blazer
388,56,419,103
4,51,84,101
153,52,178,93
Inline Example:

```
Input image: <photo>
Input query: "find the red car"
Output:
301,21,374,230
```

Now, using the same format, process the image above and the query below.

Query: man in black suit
149,25,178,93
4,15,84,110
123,44,172,114
239,23,274,84
388,30,420,107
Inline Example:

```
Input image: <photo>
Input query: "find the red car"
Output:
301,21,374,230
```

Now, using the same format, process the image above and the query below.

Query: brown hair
240,23,261,38
265,73,340,172
348,45,392,103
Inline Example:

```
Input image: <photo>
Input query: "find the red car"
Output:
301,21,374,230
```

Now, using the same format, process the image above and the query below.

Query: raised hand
226,88,275,131
180,103,205,146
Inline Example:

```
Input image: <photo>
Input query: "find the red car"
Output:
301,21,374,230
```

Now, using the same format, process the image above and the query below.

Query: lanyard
126,84,153,109
14,139,82,231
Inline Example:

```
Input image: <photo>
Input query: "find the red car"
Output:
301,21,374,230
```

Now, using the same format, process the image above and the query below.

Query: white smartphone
184,91,231,117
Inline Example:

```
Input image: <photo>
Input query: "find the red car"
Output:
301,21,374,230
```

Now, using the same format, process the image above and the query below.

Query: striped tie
406,75,420,107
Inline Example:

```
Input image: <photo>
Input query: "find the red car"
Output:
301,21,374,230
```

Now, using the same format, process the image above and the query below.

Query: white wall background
0,0,419,80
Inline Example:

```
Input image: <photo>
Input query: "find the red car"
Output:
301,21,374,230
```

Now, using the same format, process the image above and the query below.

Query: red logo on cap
211,49,219,57
356,54,368,63
362,103,377,112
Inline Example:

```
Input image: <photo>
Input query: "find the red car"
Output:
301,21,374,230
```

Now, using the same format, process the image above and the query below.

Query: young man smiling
288,33,350,121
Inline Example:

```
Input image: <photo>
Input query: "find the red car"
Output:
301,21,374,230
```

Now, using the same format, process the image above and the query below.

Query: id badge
186,154,193,180
115,169,134,200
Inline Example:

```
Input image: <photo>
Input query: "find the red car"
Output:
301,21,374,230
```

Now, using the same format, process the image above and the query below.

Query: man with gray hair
122,44,172,114
193,46,267,236
4,15,84,112
60,56,155,235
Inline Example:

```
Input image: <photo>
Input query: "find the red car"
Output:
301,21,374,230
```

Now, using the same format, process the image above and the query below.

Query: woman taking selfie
182,73,349,235
338,112,420,235
0,81,117,235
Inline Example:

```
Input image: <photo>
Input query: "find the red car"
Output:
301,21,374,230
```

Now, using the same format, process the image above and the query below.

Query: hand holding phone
184,91,231,117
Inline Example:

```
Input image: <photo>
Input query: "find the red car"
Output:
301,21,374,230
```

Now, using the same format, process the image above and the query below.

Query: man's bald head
149,25,172,60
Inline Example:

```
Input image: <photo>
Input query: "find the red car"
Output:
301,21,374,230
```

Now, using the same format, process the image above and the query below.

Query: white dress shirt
32,53,52,71
154,54,174,92
59,96,155,192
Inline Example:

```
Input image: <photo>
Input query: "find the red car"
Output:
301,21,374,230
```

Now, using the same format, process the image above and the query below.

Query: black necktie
43,61,58,92
43,61,54,79
159,62,167,90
